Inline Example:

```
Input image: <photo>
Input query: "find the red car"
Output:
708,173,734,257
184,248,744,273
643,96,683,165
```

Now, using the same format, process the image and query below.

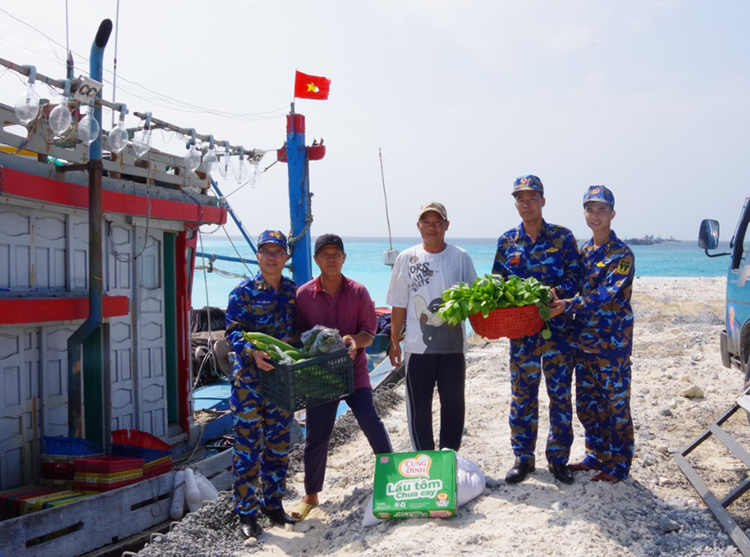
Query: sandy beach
137,276,750,557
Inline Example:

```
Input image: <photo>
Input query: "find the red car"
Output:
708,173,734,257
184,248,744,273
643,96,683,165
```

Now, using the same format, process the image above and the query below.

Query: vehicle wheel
743,357,750,426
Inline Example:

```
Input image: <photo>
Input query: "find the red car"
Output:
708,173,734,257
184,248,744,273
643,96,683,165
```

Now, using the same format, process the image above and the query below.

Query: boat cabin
0,98,227,491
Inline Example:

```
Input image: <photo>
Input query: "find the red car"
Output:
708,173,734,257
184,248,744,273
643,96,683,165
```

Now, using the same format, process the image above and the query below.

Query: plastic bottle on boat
195,470,219,501
170,470,186,519
184,468,202,512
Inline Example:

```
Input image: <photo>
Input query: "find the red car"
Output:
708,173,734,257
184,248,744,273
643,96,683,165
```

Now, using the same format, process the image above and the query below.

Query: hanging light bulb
233,147,248,183
48,80,72,136
202,135,219,175
133,129,152,158
218,155,233,179
107,104,129,154
132,111,152,158
249,162,262,187
218,141,233,179
107,123,129,153
49,104,71,135
184,129,201,172
234,158,250,183
184,144,201,172
14,67,40,125
77,109,100,146
49,102,72,136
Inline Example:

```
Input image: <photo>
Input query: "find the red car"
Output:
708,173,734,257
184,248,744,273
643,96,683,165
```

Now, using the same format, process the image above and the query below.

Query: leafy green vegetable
437,274,553,337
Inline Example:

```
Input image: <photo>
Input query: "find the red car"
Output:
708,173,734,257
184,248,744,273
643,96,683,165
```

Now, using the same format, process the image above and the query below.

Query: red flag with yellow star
294,71,331,100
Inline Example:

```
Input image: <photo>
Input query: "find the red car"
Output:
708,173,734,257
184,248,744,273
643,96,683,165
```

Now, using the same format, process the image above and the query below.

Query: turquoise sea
191,237,730,309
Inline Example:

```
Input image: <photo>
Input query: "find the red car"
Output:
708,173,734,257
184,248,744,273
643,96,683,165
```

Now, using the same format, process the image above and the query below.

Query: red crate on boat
40,459,76,488
112,429,170,451
111,429,172,475
41,460,75,480
75,456,144,475
468,305,544,340
73,478,141,492
73,456,143,492
143,456,174,478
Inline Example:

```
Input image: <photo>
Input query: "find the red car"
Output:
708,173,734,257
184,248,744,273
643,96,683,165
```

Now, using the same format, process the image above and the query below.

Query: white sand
139,276,750,557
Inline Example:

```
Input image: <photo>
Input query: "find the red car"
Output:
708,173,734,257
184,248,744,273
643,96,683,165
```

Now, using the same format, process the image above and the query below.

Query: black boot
505,459,535,484
239,513,261,539
261,504,296,526
548,461,574,484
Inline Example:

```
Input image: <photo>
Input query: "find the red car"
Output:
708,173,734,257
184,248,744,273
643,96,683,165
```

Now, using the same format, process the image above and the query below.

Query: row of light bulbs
184,140,262,185
14,73,262,185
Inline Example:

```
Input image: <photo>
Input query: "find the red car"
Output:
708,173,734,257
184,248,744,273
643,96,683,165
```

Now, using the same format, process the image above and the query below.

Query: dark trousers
405,352,466,451
304,386,392,495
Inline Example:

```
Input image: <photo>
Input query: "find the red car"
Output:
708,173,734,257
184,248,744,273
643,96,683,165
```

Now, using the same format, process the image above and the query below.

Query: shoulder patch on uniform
547,247,559,253
616,259,632,274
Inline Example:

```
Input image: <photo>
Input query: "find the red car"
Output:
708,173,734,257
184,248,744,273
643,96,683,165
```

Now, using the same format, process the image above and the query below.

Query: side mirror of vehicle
698,219,720,250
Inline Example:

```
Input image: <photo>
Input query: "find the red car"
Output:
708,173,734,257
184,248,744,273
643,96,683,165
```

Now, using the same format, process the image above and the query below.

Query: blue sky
1,1,749,241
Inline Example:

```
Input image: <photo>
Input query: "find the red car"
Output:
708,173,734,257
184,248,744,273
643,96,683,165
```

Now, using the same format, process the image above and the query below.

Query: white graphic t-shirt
386,243,477,355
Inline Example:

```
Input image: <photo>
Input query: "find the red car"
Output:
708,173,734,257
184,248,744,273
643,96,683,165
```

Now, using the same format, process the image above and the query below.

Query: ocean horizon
191,236,730,309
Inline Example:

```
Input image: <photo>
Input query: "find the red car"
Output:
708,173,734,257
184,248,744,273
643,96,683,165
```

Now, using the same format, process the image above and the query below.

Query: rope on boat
287,158,313,260
196,231,218,388
194,263,246,280
107,153,154,263
220,224,253,275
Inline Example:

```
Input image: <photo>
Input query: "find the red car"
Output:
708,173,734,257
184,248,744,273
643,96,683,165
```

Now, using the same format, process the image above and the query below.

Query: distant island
622,235,679,246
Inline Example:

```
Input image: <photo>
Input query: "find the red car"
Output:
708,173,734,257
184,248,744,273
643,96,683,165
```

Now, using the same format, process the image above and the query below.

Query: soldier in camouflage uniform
226,230,297,538
550,185,635,483
493,175,580,485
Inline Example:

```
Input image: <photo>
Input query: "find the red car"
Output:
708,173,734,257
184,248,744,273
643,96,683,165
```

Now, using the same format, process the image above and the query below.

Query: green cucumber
242,332,295,352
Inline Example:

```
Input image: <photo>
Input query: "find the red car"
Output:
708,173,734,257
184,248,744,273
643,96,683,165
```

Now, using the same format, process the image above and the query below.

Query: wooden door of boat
0,329,40,489
106,216,137,431
133,227,168,438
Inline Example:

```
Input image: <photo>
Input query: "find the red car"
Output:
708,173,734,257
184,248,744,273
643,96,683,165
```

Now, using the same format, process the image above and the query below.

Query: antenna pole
111,0,121,127
379,148,394,251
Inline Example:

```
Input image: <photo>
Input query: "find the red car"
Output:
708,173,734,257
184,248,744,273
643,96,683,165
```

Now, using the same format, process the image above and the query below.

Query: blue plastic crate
111,443,170,464
42,436,103,457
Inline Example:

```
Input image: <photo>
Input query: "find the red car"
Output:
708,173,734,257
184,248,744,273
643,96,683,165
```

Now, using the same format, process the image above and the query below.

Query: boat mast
285,103,313,284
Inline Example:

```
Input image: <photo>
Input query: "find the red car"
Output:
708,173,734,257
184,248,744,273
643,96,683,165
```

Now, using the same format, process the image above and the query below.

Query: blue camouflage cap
257,230,288,250
582,185,615,207
512,175,544,196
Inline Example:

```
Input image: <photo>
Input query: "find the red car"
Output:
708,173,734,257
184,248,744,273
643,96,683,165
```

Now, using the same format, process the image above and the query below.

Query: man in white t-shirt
387,202,478,451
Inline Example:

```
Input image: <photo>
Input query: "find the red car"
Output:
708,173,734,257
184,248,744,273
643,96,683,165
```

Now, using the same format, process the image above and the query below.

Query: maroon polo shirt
296,275,377,390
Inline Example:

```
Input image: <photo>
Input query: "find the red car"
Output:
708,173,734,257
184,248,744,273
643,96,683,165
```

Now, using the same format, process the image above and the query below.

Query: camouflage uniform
568,231,635,480
493,221,580,465
226,271,297,517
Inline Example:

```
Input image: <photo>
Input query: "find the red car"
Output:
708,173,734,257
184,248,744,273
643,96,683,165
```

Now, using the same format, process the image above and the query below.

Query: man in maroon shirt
290,234,392,521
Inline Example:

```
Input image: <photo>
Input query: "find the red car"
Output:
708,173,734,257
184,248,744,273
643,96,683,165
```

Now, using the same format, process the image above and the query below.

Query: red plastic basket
468,305,544,340
112,429,170,450
74,456,144,475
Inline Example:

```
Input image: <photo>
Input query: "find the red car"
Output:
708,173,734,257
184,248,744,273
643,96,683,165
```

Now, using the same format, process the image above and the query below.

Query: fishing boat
0,19,402,557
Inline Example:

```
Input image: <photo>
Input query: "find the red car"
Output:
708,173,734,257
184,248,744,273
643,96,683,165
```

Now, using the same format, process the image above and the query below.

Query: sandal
290,501,315,521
